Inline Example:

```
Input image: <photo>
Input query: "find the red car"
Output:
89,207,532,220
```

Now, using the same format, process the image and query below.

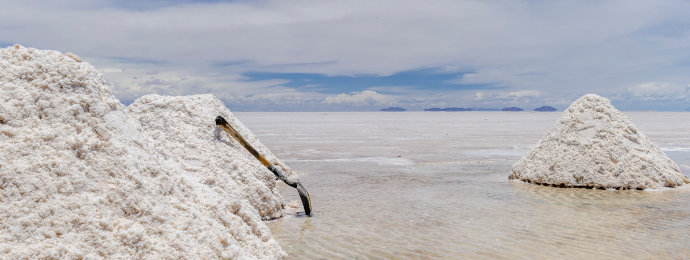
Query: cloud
323,90,395,106
627,82,690,101
4,0,687,76
474,90,541,103
2,0,690,110
96,61,292,103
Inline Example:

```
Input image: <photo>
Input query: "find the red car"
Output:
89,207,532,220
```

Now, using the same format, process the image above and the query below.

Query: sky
1,0,690,111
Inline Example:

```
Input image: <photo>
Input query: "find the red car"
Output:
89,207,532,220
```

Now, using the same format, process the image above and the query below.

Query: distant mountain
443,107,473,111
502,107,524,111
473,108,501,111
380,107,406,112
424,107,473,111
534,106,557,112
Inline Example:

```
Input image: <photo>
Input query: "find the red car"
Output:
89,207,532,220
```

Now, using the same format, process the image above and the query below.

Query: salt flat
238,111,690,259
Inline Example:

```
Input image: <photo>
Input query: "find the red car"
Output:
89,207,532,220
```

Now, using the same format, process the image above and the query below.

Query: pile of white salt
0,45,290,258
510,94,689,189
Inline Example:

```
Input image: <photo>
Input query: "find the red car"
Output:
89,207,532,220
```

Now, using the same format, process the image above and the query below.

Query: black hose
216,116,312,216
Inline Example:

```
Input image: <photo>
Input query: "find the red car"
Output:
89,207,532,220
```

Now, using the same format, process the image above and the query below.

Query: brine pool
236,112,690,259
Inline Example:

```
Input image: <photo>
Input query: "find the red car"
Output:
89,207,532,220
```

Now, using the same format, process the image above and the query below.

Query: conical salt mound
509,94,690,189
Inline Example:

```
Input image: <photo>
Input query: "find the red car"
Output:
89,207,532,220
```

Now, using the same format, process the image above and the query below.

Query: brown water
236,112,690,259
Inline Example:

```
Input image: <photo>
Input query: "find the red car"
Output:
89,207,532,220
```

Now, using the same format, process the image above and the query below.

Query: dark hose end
215,116,227,125
296,183,312,217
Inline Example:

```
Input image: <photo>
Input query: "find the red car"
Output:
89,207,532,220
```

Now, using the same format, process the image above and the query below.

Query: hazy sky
2,0,690,111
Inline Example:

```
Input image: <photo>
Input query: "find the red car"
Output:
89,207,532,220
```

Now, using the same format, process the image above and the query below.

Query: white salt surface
510,94,690,189
0,45,287,258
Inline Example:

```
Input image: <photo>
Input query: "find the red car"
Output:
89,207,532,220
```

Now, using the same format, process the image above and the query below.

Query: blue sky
240,69,496,94
2,0,690,111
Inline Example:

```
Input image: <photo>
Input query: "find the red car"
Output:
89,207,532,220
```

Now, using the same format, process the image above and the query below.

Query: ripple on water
268,160,690,259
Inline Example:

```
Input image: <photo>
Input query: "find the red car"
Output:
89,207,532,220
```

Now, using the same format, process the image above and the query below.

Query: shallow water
236,112,690,259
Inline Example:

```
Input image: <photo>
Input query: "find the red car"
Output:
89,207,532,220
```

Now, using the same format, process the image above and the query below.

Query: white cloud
3,0,687,76
474,90,541,103
627,82,690,101
2,0,690,110
95,61,292,102
323,90,395,105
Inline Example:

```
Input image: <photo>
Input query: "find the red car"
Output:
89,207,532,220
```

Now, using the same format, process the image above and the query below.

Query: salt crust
0,45,287,258
510,94,690,189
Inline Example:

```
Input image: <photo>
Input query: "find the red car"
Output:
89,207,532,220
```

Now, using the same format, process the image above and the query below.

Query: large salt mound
510,94,690,190
0,45,286,258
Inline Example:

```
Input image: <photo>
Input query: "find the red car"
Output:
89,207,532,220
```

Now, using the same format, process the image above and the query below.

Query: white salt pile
510,94,690,189
0,45,288,258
